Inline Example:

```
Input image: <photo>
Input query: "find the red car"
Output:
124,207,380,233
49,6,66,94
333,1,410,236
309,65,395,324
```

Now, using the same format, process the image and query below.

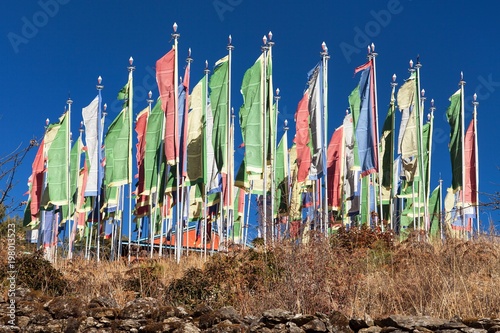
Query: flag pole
419,88,428,232
459,72,466,237
226,35,234,246
203,60,210,259
261,35,269,245
368,43,384,231
123,57,135,261
267,32,276,243
172,22,182,263
415,58,428,232
273,87,281,241
96,76,104,262
439,177,443,240
66,97,73,259
426,98,436,233
389,74,397,231
472,93,479,235
321,42,330,235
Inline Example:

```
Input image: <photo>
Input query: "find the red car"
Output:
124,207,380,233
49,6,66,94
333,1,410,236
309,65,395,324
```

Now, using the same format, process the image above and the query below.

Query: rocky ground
1,290,500,332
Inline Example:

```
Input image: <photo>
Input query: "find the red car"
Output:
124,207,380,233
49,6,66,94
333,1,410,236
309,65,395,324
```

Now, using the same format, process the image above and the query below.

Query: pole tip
173,22,178,32
129,56,134,66
97,76,102,85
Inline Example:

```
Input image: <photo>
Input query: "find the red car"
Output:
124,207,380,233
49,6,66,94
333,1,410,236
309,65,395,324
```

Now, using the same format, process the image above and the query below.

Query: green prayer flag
428,185,441,237
47,112,69,206
144,99,164,195
446,89,462,191
209,56,229,174
104,106,130,187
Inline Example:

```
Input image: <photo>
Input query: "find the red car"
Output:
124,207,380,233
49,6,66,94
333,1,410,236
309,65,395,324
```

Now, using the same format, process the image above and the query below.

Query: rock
28,309,53,325
414,326,435,333
14,316,30,328
462,319,500,330
88,296,119,309
87,307,118,319
287,321,306,333
359,326,382,333
435,330,462,333
291,314,317,327
328,311,353,333
218,306,242,324
261,309,293,324
45,296,83,319
175,306,189,318
375,315,449,331
461,328,488,333
192,304,213,318
157,305,177,321
350,318,371,331
0,325,20,332
301,318,327,332
120,298,159,320
488,326,500,333
208,319,244,333
176,321,201,333
15,301,42,316
65,317,82,332
118,318,142,330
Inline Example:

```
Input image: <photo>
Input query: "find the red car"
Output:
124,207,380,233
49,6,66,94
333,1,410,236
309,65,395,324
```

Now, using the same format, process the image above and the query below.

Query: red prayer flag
156,49,177,165
30,139,45,223
294,92,311,182
327,126,344,210
464,119,477,204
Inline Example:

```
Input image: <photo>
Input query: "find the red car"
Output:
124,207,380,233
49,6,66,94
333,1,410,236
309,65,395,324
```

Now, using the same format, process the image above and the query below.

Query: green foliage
164,249,282,310
0,250,69,296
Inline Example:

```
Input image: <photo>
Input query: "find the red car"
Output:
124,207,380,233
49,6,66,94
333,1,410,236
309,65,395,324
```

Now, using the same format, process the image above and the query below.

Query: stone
120,298,158,320
287,321,306,333
291,314,317,327
0,325,20,332
461,328,488,333
14,316,30,328
28,309,53,325
488,326,500,333
176,321,201,333
87,307,118,319
359,326,382,333
175,306,189,318
88,296,119,309
209,319,244,333
328,311,353,333
375,315,449,331
118,318,142,330
261,308,293,324
350,318,371,331
218,306,242,324
45,296,83,319
301,318,327,332
192,304,213,318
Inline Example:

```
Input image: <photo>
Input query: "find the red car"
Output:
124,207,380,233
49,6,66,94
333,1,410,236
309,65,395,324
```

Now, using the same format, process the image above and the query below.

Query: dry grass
2,228,500,319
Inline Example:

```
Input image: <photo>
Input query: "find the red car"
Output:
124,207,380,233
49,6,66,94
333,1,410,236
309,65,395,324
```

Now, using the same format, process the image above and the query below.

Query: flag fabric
46,112,69,207
327,125,344,211
294,92,311,182
156,49,177,165
29,138,46,225
380,89,395,203
186,77,205,185
464,118,477,205
396,74,416,154
446,89,462,191
143,99,164,195
104,105,130,188
343,112,360,217
239,54,264,176
307,62,325,180
354,60,377,176
82,96,101,196
210,56,229,174
274,132,289,216
179,64,190,178
134,107,150,218
428,185,440,237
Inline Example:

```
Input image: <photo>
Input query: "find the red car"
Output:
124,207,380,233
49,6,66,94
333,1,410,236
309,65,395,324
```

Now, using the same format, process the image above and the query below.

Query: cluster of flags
23,27,480,262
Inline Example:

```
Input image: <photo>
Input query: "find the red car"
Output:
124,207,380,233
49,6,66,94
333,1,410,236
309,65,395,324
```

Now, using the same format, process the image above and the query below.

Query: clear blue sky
1,0,500,233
